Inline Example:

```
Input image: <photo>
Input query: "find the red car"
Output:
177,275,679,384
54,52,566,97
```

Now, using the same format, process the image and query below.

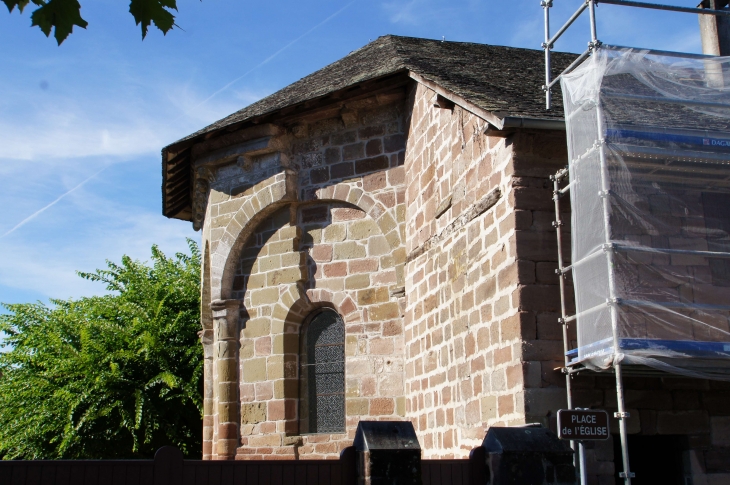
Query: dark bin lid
482,426,573,455
353,421,421,451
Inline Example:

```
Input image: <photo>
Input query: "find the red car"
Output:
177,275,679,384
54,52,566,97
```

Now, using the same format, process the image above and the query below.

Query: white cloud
0,61,268,162
381,0,461,27
383,0,422,25
0,179,197,301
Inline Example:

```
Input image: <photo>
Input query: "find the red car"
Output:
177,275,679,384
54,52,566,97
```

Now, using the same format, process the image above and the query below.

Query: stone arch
308,182,403,252
276,286,361,436
308,182,406,289
211,171,296,301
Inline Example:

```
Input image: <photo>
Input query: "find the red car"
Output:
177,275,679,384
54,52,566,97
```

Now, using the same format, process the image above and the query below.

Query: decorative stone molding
192,167,216,231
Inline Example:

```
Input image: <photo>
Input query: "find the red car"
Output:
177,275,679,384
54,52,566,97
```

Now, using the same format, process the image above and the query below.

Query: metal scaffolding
543,2,730,485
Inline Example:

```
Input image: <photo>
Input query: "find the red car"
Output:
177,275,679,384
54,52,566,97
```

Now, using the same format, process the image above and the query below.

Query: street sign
557,409,609,440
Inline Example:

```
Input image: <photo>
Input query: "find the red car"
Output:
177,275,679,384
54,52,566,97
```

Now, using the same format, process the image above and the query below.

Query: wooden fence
0,446,487,485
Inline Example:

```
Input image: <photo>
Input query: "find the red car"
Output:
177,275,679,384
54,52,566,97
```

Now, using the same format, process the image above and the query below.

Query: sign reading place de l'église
557,409,609,440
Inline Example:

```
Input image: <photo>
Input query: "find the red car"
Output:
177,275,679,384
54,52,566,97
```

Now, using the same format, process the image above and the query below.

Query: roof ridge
166,36,576,149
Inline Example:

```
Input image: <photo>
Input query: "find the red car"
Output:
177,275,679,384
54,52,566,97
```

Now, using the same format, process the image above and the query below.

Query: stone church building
162,36,730,481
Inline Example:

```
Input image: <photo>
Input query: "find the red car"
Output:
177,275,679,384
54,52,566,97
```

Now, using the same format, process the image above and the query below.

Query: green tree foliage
1,0,183,45
0,241,203,459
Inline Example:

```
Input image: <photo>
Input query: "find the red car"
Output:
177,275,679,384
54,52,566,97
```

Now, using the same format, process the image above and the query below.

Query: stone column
200,329,215,460
211,299,241,460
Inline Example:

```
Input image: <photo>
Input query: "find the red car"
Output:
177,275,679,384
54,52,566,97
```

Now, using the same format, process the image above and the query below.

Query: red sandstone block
494,346,513,365
477,327,491,350
369,337,394,355
332,207,365,222
311,245,333,262
383,320,403,336
371,398,395,415
498,395,514,416
505,364,523,389
349,258,378,274
260,421,276,434
324,261,347,277
254,337,271,356
340,297,357,316
362,172,387,192
517,285,561,313
513,231,559,262
217,423,238,440
376,192,396,208
389,166,406,186
444,430,455,449
536,312,563,340
519,339,564,361
268,400,286,421
315,442,338,454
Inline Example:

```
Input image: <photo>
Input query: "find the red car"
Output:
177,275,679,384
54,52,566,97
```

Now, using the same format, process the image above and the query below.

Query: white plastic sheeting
561,46,730,380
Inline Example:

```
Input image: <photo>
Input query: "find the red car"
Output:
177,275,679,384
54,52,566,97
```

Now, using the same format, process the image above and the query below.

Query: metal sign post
557,409,610,485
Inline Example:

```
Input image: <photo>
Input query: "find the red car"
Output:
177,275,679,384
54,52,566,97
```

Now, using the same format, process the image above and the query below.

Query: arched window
303,309,345,433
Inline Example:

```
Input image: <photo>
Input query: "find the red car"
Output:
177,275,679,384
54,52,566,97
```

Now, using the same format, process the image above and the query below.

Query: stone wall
197,91,409,460
402,83,529,458
193,76,730,480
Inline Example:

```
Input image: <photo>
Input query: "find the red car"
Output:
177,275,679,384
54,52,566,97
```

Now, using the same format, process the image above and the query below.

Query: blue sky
0,0,707,306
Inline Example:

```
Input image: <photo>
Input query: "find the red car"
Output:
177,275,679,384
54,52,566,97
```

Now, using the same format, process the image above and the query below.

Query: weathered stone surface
241,403,267,424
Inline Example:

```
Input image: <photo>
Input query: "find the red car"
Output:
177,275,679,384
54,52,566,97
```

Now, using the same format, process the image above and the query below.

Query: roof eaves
408,70,566,135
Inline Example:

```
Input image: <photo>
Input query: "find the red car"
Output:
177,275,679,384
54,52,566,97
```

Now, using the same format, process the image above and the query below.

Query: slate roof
173,35,575,146
163,35,577,220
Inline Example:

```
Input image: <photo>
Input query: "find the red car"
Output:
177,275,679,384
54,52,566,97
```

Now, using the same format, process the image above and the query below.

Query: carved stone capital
210,299,240,314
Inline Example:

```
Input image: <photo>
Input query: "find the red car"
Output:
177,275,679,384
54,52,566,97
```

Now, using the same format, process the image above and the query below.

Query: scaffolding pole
541,0,730,109
592,53,634,485
551,168,578,472
552,168,591,485
541,0,730,482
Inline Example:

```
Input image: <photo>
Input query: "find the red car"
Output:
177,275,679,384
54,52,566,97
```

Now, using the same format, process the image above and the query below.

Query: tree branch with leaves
0,240,203,459
2,0,183,44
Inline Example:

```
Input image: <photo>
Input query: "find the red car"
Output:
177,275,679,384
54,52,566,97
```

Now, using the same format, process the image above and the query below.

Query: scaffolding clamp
552,220,563,228
558,317,566,325
614,411,630,419
552,168,569,181
619,472,636,479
